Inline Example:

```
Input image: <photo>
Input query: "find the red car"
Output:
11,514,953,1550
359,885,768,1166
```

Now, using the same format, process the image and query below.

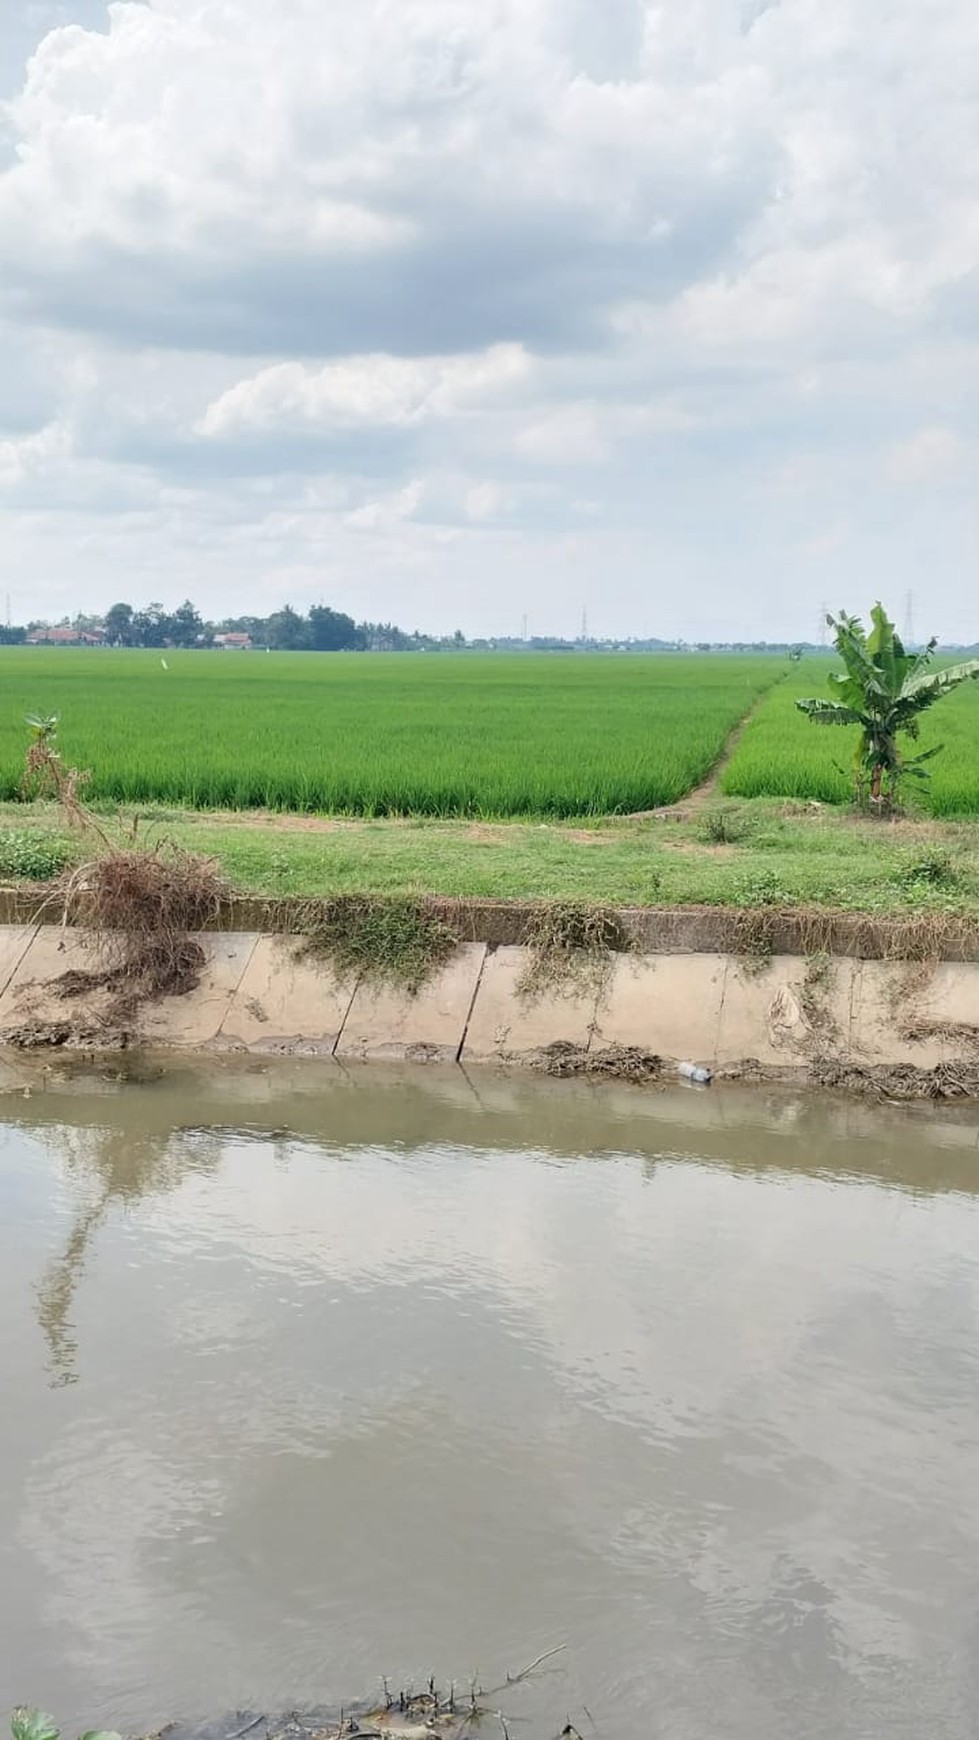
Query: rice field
0,649,781,818
722,659,979,816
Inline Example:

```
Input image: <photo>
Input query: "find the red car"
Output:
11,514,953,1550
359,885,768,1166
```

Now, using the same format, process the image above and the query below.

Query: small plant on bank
11,1709,118,1740
796,605,979,813
734,867,794,907
0,830,74,881
701,806,751,845
899,849,960,892
20,714,102,836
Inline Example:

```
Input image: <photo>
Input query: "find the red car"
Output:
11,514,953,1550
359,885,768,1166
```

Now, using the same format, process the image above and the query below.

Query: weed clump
898,849,960,892
60,845,228,1021
297,894,459,993
701,806,752,845
518,901,626,1001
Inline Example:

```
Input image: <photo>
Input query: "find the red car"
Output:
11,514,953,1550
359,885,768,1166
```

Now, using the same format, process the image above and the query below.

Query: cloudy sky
1,0,976,640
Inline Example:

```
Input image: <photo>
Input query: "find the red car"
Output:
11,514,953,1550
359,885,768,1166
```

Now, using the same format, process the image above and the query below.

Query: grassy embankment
3,800,979,919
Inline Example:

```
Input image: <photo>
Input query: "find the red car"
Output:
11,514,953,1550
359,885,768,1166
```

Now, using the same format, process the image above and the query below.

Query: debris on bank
0,1017,128,1051
11,1657,582,1740
529,1040,663,1082
808,1056,979,1101
58,846,228,1027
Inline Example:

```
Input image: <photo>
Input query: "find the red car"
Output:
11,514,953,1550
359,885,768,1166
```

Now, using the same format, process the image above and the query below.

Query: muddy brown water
1,1059,979,1739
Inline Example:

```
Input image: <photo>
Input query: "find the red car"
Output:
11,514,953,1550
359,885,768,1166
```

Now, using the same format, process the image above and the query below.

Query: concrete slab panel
590,952,727,1065
461,945,600,1063
337,943,486,1063
219,935,356,1055
850,959,979,1066
901,961,979,1036
0,925,38,998
137,932,258,1049
717,955,858,1066
0,927,110,1032
848,961,944,1066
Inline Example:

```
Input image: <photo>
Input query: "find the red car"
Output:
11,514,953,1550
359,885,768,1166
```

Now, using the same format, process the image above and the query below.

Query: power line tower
521,613,528,642
580,607,588,643
902,590,915,649
818,602,829,648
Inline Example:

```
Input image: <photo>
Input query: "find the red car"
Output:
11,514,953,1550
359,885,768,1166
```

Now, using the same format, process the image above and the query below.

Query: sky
0,0,977,642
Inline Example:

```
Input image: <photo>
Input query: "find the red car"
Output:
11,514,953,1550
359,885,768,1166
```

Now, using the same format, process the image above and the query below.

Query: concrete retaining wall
1,889,978,959
0,926,976,1075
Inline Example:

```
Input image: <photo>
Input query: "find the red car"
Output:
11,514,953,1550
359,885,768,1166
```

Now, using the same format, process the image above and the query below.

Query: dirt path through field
160,809,620,844
620,674,788,821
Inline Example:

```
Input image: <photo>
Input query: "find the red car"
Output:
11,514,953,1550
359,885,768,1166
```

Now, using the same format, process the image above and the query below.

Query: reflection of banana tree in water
33,1119,223,1388
36,1194,110,1388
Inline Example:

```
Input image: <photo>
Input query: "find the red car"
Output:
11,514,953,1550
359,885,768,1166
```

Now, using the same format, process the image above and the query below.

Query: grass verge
1,798,979,918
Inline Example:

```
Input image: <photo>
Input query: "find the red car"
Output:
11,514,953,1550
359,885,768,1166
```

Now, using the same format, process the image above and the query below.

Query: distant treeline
5,601,450,651
2,605,975,655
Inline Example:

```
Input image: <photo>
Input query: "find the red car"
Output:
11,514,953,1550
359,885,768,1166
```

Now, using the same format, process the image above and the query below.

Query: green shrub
899,849,960,891
734,867,794,907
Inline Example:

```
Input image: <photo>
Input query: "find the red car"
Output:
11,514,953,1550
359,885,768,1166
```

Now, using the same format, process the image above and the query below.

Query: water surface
1,1059,978,1738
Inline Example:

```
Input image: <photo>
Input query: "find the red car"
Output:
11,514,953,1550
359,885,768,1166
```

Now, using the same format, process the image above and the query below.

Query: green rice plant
1,650,782,819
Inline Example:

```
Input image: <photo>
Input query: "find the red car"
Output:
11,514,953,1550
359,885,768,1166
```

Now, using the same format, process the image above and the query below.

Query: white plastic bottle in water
676,1061,712,1084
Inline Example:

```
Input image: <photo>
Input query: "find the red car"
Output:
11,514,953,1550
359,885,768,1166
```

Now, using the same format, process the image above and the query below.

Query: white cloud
198,344,533,437
0,0,977,637
0,417,72,487
515,404,611,466
464,481,507,521
885,428,969,486
344,479,426,531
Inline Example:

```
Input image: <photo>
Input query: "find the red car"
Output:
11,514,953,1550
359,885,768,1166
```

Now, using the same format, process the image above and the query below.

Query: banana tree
797,605,979,809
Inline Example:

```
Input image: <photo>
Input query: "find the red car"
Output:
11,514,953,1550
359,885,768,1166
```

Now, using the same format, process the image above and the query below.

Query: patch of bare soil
167,808,361,834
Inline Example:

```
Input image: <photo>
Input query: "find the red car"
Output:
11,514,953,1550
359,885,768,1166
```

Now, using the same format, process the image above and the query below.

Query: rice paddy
0,649,781,819
4,648,976,820
722,659,979,816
